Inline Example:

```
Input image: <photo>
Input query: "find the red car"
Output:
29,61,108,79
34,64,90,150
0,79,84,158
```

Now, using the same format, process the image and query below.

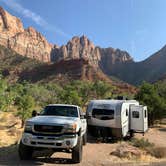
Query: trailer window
92,109,114,120
132,111,139,118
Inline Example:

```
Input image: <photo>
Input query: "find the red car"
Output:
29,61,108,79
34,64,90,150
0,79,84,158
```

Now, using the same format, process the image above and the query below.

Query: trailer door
130,105,148,133
143,106,148,132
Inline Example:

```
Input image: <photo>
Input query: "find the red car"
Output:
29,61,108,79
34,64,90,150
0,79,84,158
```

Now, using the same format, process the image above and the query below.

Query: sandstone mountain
0,7,52,62
0,6,133,70
1,6,166,85
51,35,133,67
108,45,166,85
0,45,136,94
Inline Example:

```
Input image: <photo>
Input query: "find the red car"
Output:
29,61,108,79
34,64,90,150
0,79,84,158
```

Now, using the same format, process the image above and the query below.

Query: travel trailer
86,99,148,138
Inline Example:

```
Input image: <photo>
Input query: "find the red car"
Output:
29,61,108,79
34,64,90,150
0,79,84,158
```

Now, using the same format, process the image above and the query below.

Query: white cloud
0,0,71,38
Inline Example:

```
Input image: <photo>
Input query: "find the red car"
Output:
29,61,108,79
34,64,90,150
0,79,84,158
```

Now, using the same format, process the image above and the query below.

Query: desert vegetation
0,75,118,126
136,82,166,125
0,73,166,127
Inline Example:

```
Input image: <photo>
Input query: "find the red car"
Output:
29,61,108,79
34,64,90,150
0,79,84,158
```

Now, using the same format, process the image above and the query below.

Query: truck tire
72,136,83,163
83,131,87,145
18,141,33,160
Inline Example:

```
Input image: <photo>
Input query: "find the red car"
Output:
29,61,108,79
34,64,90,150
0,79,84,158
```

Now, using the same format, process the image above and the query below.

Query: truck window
92,109,114,120
41,106,78,117
132,111,139,118
78,108,84,117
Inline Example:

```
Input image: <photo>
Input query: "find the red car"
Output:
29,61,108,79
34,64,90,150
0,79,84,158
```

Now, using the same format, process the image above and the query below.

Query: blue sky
0,0,166,61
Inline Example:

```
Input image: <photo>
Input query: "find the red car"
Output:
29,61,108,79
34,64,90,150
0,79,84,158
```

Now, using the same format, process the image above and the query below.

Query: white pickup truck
18,104,87,163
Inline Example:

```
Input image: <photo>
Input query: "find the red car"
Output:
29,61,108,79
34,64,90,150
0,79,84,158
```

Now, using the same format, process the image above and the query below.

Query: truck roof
47,104,79,108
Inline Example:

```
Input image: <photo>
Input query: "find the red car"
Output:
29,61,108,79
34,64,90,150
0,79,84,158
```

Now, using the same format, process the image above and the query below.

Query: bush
16,95,35,127
130,138,154,149
135,82,166,125
130,138,166,158
148,147,166,158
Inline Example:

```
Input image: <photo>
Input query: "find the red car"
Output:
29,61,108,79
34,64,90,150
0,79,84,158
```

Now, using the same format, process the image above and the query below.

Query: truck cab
18,104,87,163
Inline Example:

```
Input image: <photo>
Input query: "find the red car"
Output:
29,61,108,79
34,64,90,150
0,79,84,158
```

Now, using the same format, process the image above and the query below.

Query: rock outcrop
51,36,101,66
0,6,133,67
8,27,53,62
0,7,52,62
0,6,136,83
51,35,133,68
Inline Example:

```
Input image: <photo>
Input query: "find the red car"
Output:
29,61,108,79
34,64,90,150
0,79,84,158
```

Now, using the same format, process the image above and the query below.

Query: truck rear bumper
21,133,78,149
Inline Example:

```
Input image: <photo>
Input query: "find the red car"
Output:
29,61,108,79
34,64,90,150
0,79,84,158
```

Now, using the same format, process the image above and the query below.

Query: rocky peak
0,6,134,73
51,35,99,66
26,26,38,35
100,47,133,64
0,6,24,35
80,35,95,48
0,6,8,29
0,7,52,62
51,35,133,69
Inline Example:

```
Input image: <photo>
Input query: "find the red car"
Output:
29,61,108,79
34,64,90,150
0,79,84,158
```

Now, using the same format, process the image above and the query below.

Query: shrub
148,147,166,158
130,138,154,149
135,82,166,125
130,138,166,158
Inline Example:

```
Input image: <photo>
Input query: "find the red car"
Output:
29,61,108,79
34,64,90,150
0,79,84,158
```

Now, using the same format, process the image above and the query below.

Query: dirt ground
135,125,166,147
0,141,166,166
0,112,166,166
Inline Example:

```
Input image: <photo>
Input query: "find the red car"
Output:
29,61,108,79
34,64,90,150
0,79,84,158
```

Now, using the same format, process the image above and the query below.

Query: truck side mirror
80,112,87,119
32,110,38,117
80,114,85,119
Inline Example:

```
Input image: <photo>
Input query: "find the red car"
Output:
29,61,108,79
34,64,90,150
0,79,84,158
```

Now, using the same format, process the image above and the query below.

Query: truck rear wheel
72,136,83,163
18,141,33,160
83,132,87,145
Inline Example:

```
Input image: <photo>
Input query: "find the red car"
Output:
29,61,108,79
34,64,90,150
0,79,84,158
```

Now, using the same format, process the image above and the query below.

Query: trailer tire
128,130,135,139
72,136,83,163
88,126,98,137
18,141,33,160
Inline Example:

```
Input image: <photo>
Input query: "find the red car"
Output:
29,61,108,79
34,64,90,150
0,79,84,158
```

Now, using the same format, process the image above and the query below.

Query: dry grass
130,138,166,159
146,147,166,158
110,143,142,160
130,138,154,149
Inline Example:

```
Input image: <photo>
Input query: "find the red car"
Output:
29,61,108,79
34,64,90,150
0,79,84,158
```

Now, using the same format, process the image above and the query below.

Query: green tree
16,95,35,127
60,85,82,106
136,82,166,125
92,81,114,99
0,76,15,111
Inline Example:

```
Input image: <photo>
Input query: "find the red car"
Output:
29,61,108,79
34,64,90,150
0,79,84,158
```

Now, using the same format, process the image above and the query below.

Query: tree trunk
21,119,24,128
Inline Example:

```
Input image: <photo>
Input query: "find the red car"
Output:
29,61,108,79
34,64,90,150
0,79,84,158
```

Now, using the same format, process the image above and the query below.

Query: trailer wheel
88,126,98,137
129,130,134,138
72,136,83,163
18,141,33,160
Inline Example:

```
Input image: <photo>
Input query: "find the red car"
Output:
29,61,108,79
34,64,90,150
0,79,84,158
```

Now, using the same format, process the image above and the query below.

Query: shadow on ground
0,136,166,166
158,127,166,132
0,135,118,165
0,144,74,165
